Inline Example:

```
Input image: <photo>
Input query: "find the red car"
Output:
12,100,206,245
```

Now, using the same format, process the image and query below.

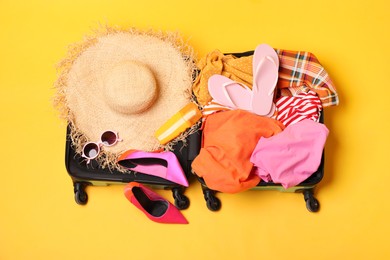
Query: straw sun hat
54,27,197,170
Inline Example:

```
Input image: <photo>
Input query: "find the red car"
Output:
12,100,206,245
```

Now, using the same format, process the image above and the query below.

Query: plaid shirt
275,49,339,107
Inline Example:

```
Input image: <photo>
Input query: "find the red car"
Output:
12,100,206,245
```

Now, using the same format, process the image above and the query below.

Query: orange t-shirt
192,109,285,193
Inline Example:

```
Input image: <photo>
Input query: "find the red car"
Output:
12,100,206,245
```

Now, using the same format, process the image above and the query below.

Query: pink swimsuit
250,119,328,189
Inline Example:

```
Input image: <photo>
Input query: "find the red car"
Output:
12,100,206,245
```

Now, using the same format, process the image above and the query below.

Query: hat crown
102,60,157,115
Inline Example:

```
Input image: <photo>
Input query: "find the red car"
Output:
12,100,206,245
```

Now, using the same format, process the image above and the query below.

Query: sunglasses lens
83,143,99,158
101,131,117,146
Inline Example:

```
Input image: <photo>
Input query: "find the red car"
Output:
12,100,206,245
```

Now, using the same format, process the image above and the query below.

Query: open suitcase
64,125,199,210
63,47,330,214
193,50,327,213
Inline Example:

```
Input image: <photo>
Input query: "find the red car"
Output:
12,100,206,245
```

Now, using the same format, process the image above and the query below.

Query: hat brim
54,27,197,170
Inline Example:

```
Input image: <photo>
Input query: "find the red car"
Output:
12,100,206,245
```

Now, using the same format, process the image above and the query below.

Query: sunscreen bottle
155,103,202,144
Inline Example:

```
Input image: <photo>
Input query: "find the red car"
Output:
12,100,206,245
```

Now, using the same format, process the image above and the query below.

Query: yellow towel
192,50,253,106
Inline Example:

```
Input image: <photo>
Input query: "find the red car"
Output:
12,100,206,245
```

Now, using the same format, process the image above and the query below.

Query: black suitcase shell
64,125,199,209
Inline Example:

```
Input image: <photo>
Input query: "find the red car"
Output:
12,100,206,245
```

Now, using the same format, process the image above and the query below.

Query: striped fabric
201,101,232,126
202,100,233,118
201,100,278,123
275,49,339,107
276,90,322,127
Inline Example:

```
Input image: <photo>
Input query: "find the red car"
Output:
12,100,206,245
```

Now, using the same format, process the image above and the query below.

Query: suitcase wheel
203,189,221,211
303,189,320,212
172,187,190,210
74,182,88,205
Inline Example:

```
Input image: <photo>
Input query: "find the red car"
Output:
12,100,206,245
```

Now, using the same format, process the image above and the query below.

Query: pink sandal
252,44,279,116
208,74,252,111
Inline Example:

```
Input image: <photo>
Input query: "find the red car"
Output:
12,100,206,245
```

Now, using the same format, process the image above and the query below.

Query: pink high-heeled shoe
118,150,189,187
124,182,188,224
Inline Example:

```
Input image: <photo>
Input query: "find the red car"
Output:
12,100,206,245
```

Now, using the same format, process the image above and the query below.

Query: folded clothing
192,109,285,193
250,119,329,189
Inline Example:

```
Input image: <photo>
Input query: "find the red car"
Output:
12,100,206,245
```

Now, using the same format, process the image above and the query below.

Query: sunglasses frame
81,130,122,164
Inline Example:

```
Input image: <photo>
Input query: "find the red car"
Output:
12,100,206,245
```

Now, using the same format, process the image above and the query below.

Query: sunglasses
82,130,122,164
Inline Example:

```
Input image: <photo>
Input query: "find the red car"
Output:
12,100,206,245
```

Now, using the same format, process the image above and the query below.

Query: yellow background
1,0,389,259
